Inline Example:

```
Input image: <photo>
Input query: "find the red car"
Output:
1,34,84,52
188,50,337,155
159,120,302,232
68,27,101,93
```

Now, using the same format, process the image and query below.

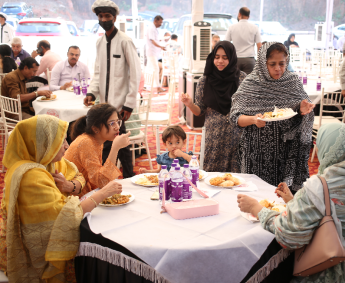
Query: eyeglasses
108,120,122,129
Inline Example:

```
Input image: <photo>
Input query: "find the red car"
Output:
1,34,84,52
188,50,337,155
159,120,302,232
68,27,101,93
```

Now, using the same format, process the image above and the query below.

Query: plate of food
258,107,297,122
99,191,135,207
36,95,57,102
66,86,74,92
199,170,208,181
131,173,159,187
205,173,245,188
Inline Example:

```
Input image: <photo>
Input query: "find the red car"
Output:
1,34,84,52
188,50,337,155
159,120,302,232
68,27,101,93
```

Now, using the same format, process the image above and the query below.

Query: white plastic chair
311,89,345,162
155,126,206,170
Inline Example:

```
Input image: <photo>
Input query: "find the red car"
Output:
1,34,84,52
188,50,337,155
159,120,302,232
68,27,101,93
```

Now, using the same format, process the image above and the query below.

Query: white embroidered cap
91,0,120,16
0,13,7,20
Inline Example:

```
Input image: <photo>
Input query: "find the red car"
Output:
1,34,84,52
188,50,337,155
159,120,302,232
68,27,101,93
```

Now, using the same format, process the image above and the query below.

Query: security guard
0,12,14,44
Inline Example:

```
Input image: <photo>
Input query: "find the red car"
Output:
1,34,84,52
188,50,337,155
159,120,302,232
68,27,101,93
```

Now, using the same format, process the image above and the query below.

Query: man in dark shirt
1,57,52,119
10,37,31,62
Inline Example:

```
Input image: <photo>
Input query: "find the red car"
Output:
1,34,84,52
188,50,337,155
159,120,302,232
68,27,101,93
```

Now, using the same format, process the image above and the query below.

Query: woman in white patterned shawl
230,42,315,193
238,123,345,283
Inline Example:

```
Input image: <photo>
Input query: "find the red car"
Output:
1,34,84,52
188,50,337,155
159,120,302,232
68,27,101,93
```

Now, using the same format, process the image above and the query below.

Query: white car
7,17,18,31
160,18,178,33
66,21,80,36
333,24,345,40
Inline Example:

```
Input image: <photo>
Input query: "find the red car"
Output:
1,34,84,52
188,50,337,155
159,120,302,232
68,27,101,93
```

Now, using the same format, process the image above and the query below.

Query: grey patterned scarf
230,42,314,144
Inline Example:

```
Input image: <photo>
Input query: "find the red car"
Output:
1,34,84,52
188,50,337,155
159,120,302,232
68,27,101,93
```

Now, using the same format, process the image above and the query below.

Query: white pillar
259,0,264,31
325,0,334,50
191,0,203,25
132,0,138,19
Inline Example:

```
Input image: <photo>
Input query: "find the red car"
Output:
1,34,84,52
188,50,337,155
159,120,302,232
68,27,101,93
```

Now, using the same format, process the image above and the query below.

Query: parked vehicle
138,11,159,22
1,2,33,20
15,18,72,36
7,17,19,31
333,24,345,40
79,19,98,36
251,21,288,36
160,18,178,33
173,13,235,46
67,21,79,36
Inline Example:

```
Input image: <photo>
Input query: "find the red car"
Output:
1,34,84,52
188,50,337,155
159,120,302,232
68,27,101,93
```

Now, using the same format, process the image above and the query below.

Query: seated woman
0,44,17,73
238,123,345,282
230,42,314,193
65,103,130,196
284,33,299,50
0,115,122,282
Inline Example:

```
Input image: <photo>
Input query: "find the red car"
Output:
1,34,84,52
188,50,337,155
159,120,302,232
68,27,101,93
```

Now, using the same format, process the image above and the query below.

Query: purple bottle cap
173,159,179,163
171,163,177,167
161,165,167,169
183,164,189,168
175,167,180,170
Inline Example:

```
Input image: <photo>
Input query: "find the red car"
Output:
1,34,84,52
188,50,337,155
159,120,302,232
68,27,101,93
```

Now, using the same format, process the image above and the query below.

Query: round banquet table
304,79,340,104
75,173,294,283
32,90,89,122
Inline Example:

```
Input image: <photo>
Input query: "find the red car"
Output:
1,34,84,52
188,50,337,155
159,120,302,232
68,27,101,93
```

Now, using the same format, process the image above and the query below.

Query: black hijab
203,41,240,116
284,33,299,49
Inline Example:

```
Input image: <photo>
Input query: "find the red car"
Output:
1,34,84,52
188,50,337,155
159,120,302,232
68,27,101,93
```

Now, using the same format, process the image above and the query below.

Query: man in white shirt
84,0,141,178
146,15,166,93
50,46,90,91
225,7,262,74
0,12,14,44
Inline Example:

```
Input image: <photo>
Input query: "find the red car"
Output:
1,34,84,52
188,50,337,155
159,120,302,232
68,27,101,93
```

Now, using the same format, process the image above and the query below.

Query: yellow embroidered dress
0,115,84,282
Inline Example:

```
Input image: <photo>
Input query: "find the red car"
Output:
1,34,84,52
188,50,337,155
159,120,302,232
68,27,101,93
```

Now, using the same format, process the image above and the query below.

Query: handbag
160,175,219,220
293,175,345,277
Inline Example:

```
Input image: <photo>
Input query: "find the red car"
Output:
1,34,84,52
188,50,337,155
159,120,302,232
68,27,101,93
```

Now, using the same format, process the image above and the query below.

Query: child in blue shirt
139,126,193,173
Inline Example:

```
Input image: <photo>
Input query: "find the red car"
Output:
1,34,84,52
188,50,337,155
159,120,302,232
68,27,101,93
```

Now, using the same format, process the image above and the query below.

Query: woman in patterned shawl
238,123,345,283
0,115,122,282
181,41,246,172
230,42,315,192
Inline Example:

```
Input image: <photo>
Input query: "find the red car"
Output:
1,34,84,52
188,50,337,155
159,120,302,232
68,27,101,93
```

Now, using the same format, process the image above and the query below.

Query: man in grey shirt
225,7,262,74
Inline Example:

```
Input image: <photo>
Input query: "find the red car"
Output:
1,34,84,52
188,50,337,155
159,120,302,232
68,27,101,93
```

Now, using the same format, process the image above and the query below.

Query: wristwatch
35,91,38,97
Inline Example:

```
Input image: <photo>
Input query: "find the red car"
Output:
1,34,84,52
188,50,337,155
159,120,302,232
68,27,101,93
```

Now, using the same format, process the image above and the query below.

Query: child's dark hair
162,126,186,143
266,43,288,59
70,103,120,141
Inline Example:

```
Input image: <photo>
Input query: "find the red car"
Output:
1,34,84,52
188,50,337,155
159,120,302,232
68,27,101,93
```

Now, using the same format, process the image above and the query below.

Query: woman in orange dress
65,103,131,196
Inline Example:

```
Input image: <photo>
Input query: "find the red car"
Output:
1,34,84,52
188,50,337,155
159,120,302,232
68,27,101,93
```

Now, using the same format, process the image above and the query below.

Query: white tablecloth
86,173,281,283
304,80,341,104
32,90,89,122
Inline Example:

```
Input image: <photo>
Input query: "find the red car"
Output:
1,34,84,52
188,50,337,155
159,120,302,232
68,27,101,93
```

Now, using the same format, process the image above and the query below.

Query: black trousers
102,122,135,178
237,57,256,75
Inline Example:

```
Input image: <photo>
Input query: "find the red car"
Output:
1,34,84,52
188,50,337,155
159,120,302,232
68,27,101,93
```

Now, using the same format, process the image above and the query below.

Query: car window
126,19,133,31
68,24,77,36
339,26,345,31
17,22,62,34
1,6,21,13
91,23,99,33
178,17,187,33
203,17,232,31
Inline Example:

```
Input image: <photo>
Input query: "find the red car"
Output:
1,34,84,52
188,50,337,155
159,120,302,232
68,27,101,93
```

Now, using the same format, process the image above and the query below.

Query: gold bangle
89,197,98,208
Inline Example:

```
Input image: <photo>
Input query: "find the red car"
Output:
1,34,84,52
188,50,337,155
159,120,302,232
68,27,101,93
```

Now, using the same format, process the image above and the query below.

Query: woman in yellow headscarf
0,115,122,282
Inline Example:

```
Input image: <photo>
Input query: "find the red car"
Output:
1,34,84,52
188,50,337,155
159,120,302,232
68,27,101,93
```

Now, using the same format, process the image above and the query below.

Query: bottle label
190,169,199,186
82,86,88,95
316,83,321,91
171,181,183,202
303,77,307,85
182,182,192,199
74,86,80,95
159,180,170,201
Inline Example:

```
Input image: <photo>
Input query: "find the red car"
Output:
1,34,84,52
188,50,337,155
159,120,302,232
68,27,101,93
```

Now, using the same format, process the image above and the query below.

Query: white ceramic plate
66,87,74,92
131,173,159,187
204,173,245,188
257,112,297,122
99,191,135,207
199,170,208,181
36,95,57,102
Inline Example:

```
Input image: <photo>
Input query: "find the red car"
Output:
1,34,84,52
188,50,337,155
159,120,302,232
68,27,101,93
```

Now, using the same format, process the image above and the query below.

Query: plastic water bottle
303,71,307,85
298,71,302,81
189,155,199,188
73,78,80,95
15,57,21,66
170,166,183,202
81,78,88,95
87,77,90,87
168,163,177,199
173,159,179,164
182,164,192,200
317,76,322,91
159,165,170,204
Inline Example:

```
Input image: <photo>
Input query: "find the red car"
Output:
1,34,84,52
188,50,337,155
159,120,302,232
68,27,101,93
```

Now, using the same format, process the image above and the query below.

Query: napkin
233,181,258,192
240,211,260,223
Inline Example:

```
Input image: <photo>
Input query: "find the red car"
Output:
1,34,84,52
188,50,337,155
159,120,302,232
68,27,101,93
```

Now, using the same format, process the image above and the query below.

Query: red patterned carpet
0,90,320,192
